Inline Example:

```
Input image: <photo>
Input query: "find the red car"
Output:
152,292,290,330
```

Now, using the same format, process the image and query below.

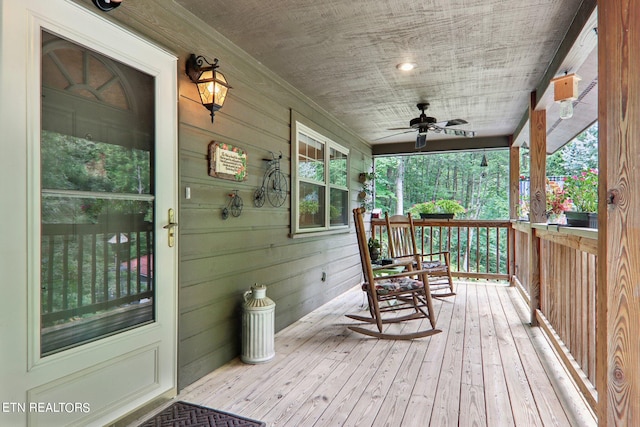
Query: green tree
374,150,511,220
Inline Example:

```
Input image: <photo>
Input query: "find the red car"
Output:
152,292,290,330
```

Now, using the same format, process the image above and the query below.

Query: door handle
163,208,178,247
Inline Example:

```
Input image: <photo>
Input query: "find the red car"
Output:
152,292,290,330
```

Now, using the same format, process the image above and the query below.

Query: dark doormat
139,401,266,427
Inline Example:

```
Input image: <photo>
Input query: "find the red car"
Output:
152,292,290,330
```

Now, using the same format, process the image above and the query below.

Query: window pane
41,131,151,194
40,31,155,355
299,182,325,229
298,133,325,182
329,188,349,226
40,196,154,355
329,147,347,187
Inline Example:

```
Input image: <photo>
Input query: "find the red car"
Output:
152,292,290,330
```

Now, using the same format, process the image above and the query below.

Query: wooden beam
597,1,640,426
509,141,519,282
371,136,510,156
529,92,546,326
509,142,520,219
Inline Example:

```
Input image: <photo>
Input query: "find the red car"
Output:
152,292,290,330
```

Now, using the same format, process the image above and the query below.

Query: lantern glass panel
213,71,228,107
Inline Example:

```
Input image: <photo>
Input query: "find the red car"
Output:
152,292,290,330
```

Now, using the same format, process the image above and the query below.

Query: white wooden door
0,1,178,425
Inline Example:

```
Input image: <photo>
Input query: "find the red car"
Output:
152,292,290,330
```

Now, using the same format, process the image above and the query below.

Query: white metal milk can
241,284,275,364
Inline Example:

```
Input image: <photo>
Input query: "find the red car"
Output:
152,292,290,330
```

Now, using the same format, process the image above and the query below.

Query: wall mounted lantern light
186,54,231,124
551,73,581,120
92,0,122,12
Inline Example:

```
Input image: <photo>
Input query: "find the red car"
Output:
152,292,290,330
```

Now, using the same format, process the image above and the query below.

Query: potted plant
368,237,381,261
299,199,319,225
435,199,466,217
518,197,530,221
358,171,375,210
563,169,598,228
408,201,438,218
409,199,466,219
329,205,342,224
358,172,376,183
546,179,571,224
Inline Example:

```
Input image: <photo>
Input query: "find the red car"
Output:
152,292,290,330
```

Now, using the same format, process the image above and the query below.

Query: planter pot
565,211,594,228
369,247,380,262
420,213,454,219
547,212,565,225
588,213,598,229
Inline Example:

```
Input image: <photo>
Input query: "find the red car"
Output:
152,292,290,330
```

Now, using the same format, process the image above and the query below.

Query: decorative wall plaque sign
209,141,248,181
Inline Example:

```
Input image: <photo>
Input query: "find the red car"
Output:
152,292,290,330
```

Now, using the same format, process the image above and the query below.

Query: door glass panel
40,31,155,356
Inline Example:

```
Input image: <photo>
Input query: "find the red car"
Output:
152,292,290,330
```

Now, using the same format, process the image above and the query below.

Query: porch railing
40,217,154,354
371,218,512,280
512,221,598,410
372,216,598,411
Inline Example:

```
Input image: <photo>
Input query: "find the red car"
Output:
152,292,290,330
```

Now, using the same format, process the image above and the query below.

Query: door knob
163,208,178,247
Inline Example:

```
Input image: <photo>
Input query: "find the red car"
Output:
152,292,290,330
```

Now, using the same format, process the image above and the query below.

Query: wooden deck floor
134,282,596,427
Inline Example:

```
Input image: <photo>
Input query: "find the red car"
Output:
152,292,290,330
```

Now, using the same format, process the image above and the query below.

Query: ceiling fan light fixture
416,133,427,149
396,62,417,71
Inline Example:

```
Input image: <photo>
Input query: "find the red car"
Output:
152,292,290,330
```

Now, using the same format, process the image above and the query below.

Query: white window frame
292,120,350,235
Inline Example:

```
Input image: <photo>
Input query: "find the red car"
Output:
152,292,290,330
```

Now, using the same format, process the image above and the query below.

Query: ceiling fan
388,102,476,149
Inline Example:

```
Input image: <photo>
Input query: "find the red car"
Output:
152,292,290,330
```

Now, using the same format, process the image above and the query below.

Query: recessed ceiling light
396,62,417,71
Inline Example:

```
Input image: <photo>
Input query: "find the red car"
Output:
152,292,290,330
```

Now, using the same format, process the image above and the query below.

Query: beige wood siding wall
76,0,372,390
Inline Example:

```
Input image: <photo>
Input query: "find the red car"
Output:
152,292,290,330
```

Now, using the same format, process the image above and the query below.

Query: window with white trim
294,122,349,233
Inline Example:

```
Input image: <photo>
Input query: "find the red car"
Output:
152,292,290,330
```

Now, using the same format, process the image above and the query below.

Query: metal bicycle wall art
254,151,287,207
222,190,243,219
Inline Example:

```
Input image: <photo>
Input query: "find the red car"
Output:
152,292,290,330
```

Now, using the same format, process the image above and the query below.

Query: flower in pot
563,168,598,227
546,179,571,221
563,169,598,212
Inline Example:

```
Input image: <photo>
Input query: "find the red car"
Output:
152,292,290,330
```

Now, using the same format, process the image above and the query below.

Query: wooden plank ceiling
176,0,597,154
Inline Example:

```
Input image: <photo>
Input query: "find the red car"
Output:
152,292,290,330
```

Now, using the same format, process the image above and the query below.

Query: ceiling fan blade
443,128,476,137
415,133,427,149
387,127,413,131
372,129,414,142
441,118,468,127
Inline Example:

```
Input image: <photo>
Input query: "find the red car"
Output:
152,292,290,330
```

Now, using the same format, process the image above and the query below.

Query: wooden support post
597,1,640,425
509,140,520,220
509,139,519,283
529,92,546,326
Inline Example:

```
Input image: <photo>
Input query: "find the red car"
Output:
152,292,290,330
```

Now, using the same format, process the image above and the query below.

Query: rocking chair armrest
371,268,434,282
421,250,450,257
372,258,414,270
387,254,423,264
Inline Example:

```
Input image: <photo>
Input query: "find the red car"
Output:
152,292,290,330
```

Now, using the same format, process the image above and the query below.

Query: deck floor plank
132,282,596,427
459,282,487,427
496,279,572,426
429,284,466,426
488,282,545,427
